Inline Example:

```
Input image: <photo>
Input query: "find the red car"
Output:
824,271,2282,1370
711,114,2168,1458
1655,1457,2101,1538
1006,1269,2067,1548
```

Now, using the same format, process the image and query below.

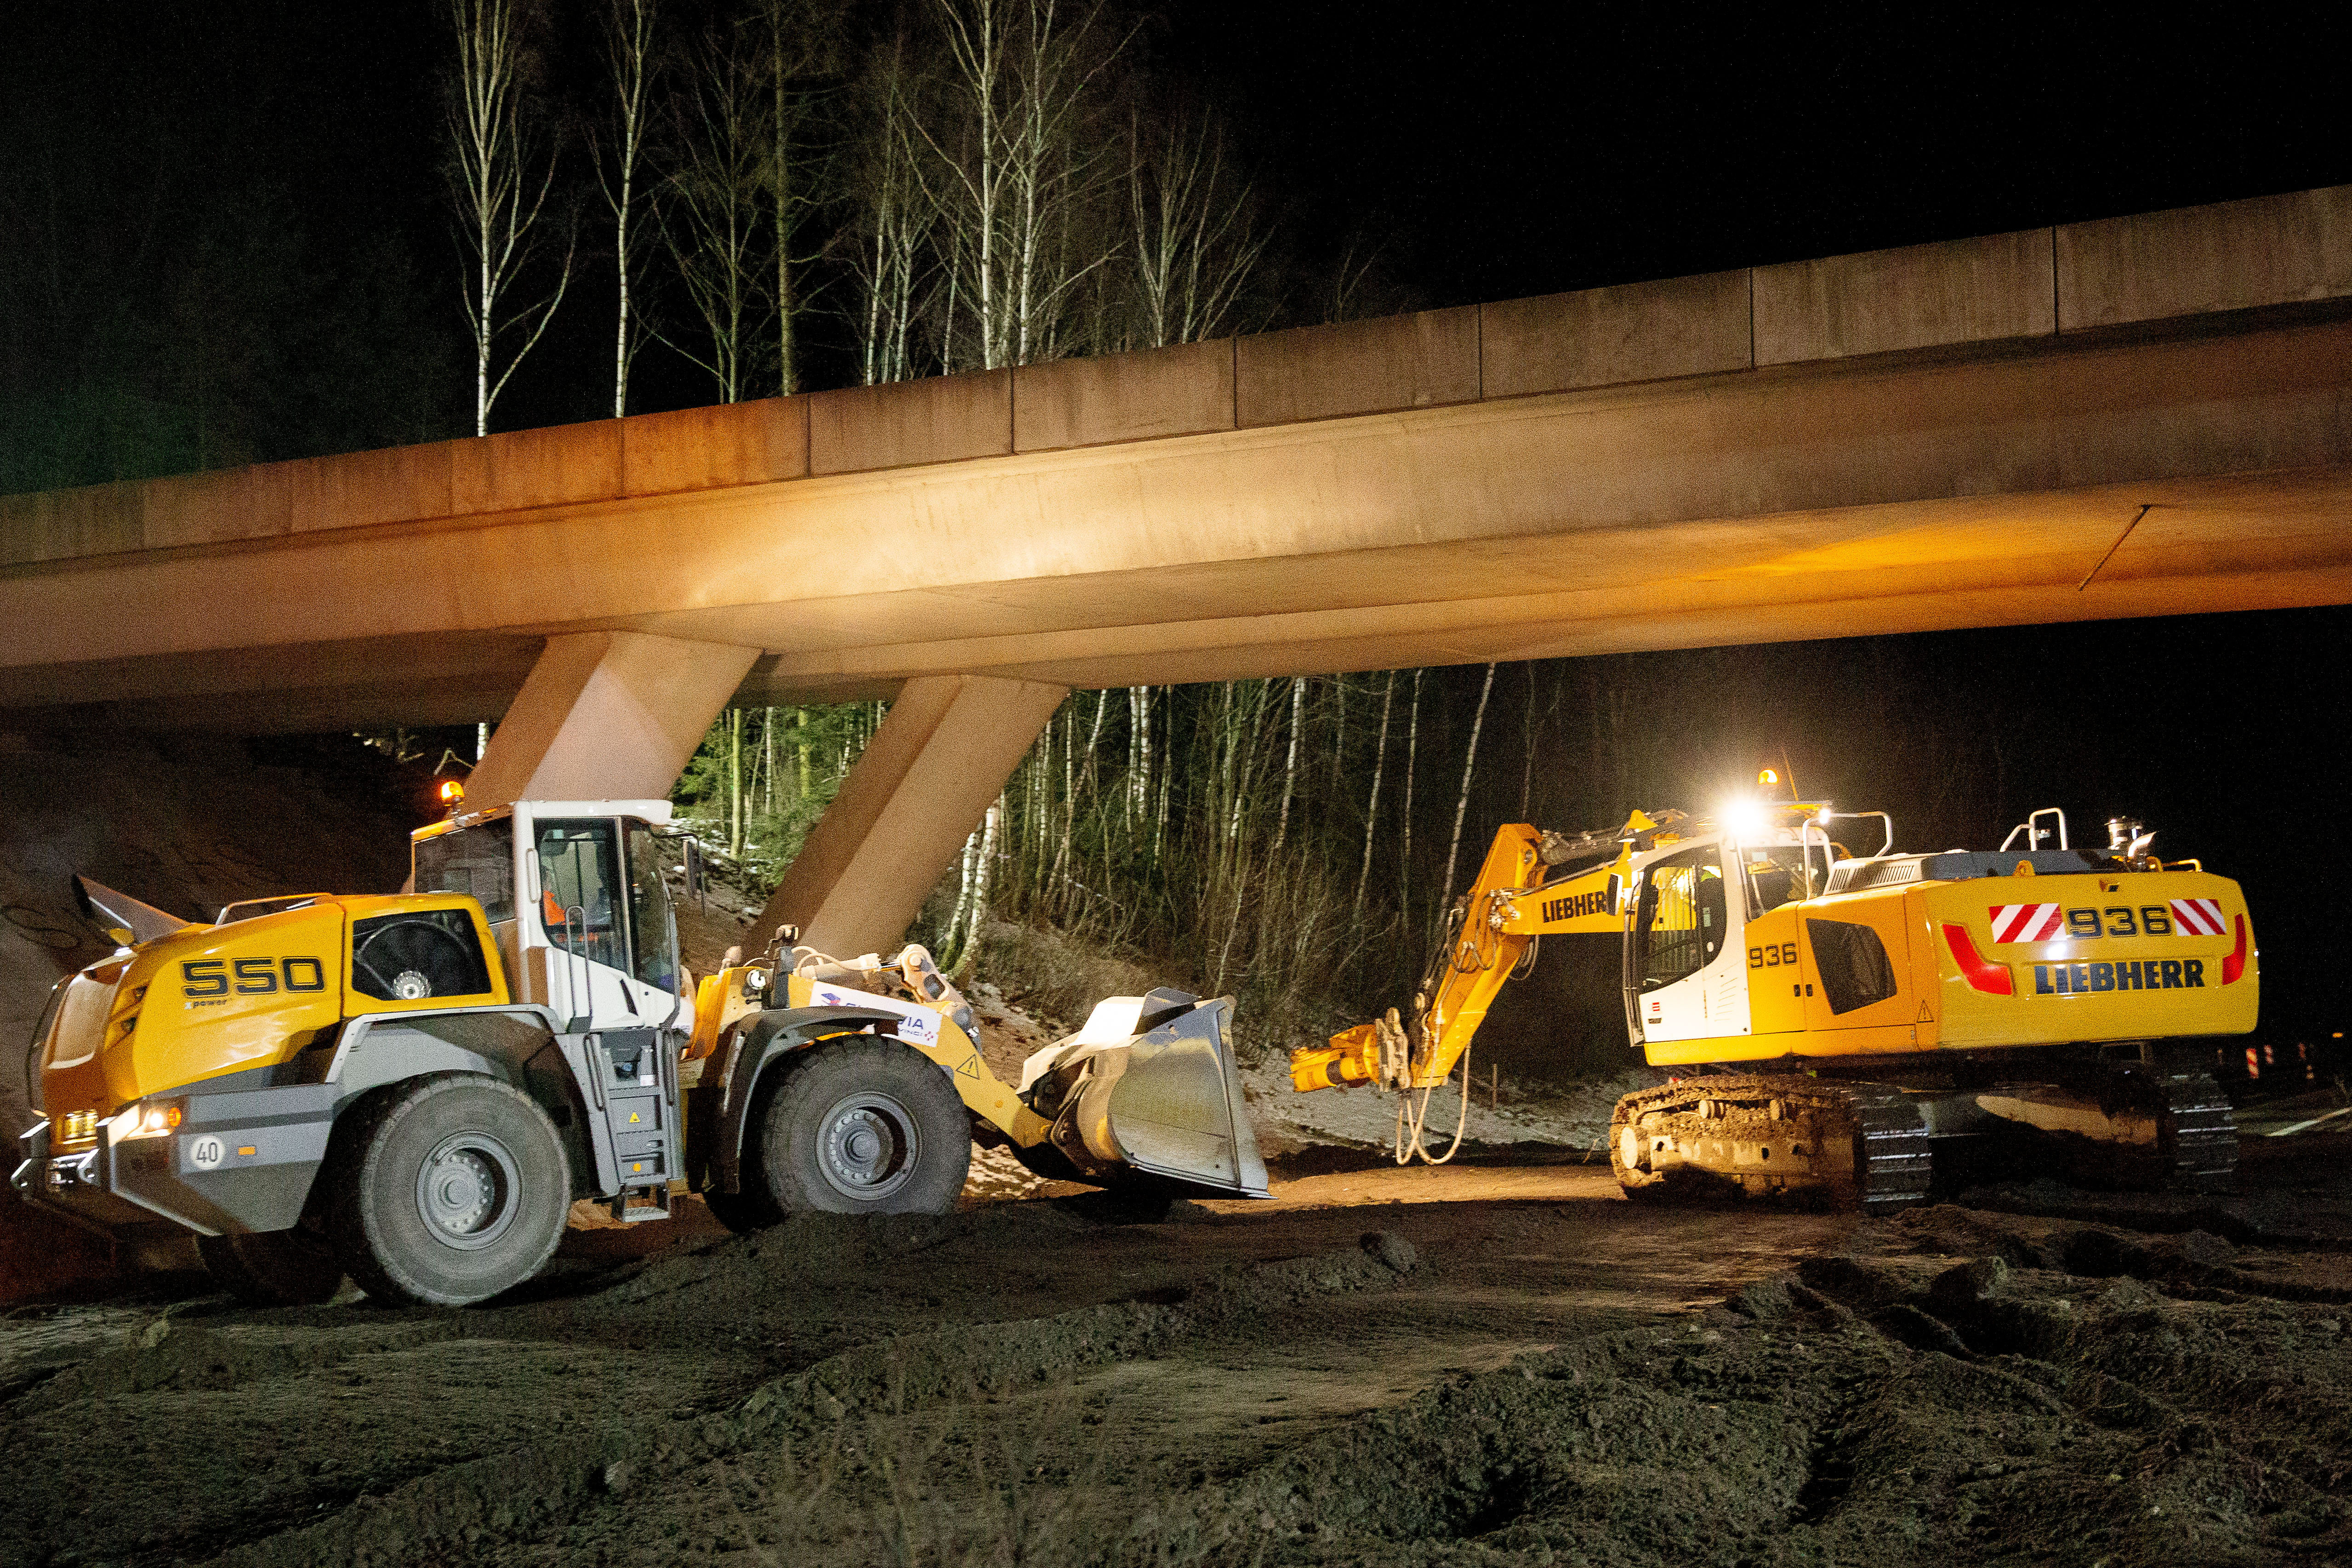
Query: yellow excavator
1290,779,2256,1208
14,798,1265,1306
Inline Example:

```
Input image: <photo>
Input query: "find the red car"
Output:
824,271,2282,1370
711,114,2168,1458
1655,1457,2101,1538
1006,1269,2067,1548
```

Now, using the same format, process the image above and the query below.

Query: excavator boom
1290,818,1651,1095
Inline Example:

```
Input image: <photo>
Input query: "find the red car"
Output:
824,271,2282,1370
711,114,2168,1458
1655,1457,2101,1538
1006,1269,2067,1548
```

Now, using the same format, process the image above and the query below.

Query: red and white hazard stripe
2170,897,2227,936
1986,903,2062,943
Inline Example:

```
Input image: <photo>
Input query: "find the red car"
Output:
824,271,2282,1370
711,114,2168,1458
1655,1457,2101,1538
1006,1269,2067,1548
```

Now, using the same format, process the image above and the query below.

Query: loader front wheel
198,1227,344,1306
743,1037,970,1217
325,1074,569,1307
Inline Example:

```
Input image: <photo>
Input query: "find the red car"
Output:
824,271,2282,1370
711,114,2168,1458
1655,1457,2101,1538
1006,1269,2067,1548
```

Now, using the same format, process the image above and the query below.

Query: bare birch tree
1353,671,1395,921
1128,104,1266,347
598,0,660,418
920,0,1126,369
662,15,772,402
747,0,840,394
1440,663,1498,908
1274,674,1305,850
445,0,572,436
847,34,934,383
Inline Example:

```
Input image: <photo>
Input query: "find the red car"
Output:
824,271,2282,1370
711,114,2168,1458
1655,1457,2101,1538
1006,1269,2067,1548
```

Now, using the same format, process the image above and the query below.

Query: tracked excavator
1290,781,2256,1209
14,798,1265,1306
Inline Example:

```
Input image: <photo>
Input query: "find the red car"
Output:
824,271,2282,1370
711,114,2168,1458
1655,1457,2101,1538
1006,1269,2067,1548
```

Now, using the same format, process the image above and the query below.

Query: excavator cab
1624,839,1744,1044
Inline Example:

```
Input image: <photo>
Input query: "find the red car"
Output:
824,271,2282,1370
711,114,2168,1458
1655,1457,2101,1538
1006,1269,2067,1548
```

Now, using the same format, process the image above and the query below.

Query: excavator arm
1291,814,1674,1094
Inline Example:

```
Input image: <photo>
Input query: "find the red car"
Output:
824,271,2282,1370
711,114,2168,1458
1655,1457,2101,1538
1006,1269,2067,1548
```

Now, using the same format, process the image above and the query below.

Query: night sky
5,4,2349,1045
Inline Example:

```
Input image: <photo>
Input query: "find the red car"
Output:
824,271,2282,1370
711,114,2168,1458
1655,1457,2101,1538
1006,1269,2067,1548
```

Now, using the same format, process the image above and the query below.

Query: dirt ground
6,1112,2351,1568
7,742,2350,1565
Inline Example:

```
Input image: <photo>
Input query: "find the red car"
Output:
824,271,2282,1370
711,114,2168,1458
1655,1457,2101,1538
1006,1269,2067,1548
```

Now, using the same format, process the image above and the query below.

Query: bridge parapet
4,184,2345,576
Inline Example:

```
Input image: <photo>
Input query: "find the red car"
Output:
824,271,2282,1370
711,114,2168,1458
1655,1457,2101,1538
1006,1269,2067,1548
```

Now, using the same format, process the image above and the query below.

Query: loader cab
411,799,687,1036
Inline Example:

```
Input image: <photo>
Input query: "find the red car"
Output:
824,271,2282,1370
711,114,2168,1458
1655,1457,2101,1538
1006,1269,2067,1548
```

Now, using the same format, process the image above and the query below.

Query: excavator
1290,777,2256,1209
13,797,1265,1306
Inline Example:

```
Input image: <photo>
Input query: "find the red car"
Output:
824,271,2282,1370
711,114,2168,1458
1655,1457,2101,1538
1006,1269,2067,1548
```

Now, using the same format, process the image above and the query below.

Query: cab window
413,823,514,924
624,821,680,995
1741,847,1805,918
1633,846,1727,992
536,820,627,973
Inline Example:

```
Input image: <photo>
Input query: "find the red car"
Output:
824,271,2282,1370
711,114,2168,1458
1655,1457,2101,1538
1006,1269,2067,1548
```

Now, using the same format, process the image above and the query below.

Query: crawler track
2139,1067,2239,1192
1608,1075,1930,1212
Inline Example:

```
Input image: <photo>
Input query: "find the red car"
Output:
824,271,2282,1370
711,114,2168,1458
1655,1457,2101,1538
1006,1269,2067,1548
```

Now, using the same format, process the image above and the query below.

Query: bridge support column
464,631,762,814
749,674,1068,961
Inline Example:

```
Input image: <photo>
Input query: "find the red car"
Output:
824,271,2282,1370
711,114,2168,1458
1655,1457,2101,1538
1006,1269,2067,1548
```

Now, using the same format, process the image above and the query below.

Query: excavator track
1608,1075,1930,1213
2157,1070,2239,1193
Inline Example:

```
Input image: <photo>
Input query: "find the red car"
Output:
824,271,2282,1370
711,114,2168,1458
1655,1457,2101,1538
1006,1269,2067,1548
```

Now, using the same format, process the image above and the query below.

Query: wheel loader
1289,783,2256,1208
13,798,1266,1306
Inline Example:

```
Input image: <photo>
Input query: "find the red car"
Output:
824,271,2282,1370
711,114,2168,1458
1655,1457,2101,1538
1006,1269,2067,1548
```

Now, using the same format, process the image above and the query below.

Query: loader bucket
1031,990,1270,1199
1105,996,1270,1197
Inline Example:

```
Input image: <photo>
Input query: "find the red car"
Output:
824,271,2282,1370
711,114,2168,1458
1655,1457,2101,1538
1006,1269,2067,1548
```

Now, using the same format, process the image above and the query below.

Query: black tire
742,1037,970,1217
197,1227,345,1306
325,1074,570,1307
701,1185,780,1235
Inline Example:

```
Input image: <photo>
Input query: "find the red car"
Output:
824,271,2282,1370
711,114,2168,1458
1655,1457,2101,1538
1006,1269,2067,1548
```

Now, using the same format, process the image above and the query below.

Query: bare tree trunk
663,16,771,402
728,707,744,858
953,797,1002,979
1352,671,1394,922
445,0,573,437
1274,674,1304,850
1440,663,1497,909
1519,661,1537,819
1401,668,1422,927
762,706,776,815
1048,689,1106,904
601,0,658,418
945,821,980,958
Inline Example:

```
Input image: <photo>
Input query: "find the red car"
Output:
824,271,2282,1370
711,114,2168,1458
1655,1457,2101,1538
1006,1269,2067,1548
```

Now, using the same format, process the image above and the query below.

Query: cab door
524,815,684,1033
1624,839,1749,1043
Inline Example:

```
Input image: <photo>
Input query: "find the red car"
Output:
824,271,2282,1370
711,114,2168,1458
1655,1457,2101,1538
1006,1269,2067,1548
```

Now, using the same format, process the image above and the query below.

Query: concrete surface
2,185,2349,733
463,631,763,814
752,673,1068,958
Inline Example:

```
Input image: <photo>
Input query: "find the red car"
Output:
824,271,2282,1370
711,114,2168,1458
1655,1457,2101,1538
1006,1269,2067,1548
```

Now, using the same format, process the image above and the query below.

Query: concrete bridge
4,185,2347,954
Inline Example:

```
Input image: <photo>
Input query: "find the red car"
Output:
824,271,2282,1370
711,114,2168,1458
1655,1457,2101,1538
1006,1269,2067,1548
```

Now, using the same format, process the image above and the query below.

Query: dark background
1,3,2345,1053
8,4,2348,459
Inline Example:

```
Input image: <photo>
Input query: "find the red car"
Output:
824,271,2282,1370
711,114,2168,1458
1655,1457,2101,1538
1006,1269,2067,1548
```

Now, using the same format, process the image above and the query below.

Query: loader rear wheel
743,1037,970,1217
198,1227,344,1306
325,1074,569,1307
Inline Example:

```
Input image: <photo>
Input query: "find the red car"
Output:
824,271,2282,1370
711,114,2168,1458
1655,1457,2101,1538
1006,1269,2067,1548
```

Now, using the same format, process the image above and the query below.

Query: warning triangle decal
1917,1000,1934,1023
957,1053,980,1078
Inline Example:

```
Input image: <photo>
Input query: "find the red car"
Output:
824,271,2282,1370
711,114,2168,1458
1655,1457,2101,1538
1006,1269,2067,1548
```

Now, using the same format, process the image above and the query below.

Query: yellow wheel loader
1291,786,2256,1209
13,799,1266,1307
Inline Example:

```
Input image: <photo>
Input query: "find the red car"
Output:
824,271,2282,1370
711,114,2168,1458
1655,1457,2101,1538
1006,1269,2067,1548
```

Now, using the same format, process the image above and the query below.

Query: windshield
413,822,515,924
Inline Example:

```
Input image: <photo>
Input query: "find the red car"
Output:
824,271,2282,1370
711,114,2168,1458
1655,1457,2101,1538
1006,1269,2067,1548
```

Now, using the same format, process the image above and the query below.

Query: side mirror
683,836,705,911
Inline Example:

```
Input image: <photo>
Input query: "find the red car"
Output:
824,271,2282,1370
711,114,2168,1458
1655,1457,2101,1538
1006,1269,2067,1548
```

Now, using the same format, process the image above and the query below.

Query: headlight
111,1101,184,1140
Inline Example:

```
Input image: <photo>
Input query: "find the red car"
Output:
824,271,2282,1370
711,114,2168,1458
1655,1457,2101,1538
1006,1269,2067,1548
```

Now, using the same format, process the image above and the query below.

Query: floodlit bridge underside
9,314,2350,728
4,186,2347,952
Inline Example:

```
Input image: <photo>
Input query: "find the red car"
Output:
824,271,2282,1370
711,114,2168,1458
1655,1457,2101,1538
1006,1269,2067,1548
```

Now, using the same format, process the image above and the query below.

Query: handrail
2000,807,2069,852
1836,810,1895,857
